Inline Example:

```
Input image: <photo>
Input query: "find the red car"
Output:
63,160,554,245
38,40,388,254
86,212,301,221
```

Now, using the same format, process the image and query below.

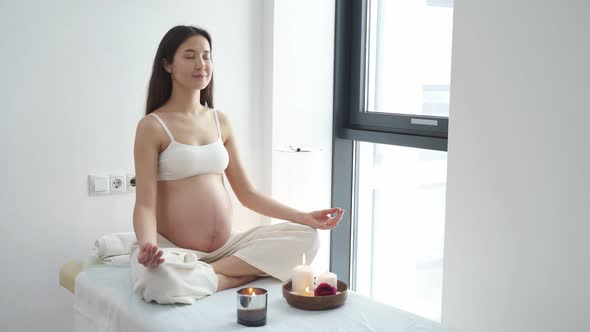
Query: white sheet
74,260,459,332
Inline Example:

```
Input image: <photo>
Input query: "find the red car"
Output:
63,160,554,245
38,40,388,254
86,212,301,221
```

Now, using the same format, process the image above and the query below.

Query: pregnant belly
156,174,233,252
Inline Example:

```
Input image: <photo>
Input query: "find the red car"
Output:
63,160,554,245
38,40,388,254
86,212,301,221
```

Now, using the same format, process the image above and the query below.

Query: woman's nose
195,58,205,68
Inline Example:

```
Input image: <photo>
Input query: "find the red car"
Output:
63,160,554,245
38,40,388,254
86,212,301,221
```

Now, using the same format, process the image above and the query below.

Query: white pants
130,222,319,304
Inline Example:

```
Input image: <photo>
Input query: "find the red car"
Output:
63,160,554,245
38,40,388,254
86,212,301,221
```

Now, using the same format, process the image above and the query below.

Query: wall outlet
126,173,136,192
109,175,127,193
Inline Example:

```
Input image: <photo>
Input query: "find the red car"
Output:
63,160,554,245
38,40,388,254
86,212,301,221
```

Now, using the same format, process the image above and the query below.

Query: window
355,142,447,321
331,0,453,321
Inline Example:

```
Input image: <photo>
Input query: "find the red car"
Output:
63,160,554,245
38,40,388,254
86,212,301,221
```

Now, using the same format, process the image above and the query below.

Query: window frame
330,0,450,288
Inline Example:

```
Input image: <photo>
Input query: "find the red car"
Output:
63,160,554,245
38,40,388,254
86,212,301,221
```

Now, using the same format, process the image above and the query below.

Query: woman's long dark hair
145,25,214,115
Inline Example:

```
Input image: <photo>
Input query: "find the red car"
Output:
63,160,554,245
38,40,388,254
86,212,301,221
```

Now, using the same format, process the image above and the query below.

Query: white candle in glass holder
315,272,337,288
292,254,314,294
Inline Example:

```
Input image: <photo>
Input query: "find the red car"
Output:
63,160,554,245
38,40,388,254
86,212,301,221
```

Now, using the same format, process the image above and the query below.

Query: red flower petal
314,282,337,296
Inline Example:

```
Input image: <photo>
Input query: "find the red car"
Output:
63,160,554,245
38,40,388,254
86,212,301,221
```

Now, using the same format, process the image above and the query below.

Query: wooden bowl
282,280,348,310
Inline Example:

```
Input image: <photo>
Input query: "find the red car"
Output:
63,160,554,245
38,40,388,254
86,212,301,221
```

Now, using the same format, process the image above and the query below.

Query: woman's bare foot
216,274,259,292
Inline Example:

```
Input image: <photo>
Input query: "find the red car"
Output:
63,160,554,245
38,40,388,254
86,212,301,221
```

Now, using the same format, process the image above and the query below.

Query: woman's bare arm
133,116,164,267
219,111,344,229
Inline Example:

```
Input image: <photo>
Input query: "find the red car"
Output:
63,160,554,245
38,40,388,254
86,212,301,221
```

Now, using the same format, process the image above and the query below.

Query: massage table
60,258,458,332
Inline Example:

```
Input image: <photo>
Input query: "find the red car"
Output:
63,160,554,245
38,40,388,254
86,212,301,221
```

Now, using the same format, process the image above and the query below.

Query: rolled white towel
93,232,137,261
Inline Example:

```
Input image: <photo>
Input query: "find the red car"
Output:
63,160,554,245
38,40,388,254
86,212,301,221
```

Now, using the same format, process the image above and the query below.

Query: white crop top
150,111,229,181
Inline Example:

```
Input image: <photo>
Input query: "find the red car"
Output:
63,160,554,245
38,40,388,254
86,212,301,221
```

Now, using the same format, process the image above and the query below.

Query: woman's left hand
301,208,345,230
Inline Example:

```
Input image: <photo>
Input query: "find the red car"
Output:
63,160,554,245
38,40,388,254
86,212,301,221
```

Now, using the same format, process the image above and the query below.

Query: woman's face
165,35,213,90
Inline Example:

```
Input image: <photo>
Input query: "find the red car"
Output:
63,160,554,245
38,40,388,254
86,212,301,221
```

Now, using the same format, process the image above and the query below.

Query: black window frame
330,0,450,287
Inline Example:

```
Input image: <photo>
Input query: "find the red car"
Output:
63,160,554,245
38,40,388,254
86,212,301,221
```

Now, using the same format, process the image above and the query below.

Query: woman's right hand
137,242,164,268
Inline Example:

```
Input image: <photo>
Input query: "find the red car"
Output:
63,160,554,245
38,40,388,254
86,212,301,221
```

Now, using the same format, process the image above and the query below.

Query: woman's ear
162,59,172,73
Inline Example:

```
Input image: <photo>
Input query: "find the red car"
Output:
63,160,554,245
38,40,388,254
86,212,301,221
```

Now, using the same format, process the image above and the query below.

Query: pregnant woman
131,25,345,304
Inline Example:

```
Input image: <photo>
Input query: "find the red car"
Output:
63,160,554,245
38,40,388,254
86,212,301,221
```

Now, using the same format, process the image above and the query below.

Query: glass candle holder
236,287,268,327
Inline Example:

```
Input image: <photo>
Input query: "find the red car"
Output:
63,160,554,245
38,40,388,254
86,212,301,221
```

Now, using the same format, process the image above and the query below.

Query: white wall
270,0,335,273
442,1,590,331
0,0,269,331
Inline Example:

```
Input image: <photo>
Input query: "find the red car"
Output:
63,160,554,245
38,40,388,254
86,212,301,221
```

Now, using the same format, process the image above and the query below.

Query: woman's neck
166,85,205,114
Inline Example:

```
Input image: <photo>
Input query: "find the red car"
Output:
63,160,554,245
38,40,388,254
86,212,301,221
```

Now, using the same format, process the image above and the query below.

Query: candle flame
304,286,311,296
302,253,306,265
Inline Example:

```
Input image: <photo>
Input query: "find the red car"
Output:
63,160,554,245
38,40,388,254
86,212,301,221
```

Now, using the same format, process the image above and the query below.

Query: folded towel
93,232,137,264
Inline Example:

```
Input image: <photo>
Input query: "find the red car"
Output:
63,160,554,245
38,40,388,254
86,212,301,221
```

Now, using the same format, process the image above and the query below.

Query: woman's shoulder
140,104,172,124
137,112,159,130
210,109,234,142
212,108,231,124
136,110,168,140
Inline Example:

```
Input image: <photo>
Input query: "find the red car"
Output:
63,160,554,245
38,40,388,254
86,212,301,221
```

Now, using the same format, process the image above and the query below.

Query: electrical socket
126,173,136,192
109,175,127,193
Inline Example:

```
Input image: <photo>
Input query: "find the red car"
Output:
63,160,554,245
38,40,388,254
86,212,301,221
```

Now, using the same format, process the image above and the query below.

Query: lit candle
237,287,268,327
292,254,314,294
315,272,337,288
